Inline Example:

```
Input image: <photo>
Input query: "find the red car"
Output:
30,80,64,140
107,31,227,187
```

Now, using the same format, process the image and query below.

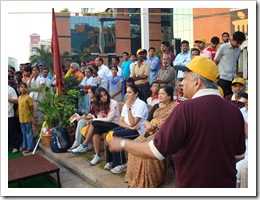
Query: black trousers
106,126,139,166
217,78,232,97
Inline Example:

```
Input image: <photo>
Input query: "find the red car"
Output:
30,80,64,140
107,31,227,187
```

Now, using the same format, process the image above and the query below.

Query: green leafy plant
36,77,82,132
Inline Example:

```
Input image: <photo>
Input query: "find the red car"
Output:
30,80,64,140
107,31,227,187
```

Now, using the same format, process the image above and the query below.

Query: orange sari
125,101,178,188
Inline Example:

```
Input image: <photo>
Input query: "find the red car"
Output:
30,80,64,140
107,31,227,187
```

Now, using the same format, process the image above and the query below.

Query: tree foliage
29,45,54,74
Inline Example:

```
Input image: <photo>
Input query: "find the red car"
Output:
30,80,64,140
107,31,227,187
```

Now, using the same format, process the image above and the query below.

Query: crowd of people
8,30,249,188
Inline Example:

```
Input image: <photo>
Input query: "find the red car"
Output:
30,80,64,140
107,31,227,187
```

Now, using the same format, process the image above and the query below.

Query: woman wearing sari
124,86,178,188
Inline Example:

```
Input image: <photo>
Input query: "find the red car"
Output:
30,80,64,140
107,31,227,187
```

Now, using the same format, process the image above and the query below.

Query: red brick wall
55,13,71,56
193,8,231,46
115,15,131,64
149,8,161,51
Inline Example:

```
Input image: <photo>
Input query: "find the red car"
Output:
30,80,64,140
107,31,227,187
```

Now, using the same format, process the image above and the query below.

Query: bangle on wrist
120,139,126,150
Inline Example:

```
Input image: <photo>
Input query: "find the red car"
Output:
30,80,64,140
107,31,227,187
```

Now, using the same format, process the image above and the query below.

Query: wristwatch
120,139,126,150
127,107,131,111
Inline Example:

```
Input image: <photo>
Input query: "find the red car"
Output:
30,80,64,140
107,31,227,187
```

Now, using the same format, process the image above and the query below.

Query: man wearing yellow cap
225,77,246,108
130,48,150,103
194,38,212,59
107,56,246,188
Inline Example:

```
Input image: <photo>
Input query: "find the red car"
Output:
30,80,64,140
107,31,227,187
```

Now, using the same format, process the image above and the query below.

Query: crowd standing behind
8,30,249,188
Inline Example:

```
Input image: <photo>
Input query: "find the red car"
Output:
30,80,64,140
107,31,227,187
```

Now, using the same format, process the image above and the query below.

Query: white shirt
93,99,120,124
121,97,148,135
8,85,18,118
98,64,110,90
240,107,248,124
28,76,45,100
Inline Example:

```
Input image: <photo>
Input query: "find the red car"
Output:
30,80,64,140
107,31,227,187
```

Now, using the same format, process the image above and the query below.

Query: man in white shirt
95,57,110,90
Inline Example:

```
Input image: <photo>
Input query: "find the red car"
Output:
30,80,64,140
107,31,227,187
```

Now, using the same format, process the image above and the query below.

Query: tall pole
141,8,149,50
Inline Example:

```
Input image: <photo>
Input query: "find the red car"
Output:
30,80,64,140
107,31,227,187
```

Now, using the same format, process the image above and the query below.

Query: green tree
29,45,54,75
60,8,70,12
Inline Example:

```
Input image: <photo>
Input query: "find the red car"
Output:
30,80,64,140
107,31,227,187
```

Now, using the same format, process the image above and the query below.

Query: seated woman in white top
72,87,120,166
104,84,148,174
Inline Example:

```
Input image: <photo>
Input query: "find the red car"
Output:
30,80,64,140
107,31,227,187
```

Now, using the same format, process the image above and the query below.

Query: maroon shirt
225,94,245,109
153,95,245,188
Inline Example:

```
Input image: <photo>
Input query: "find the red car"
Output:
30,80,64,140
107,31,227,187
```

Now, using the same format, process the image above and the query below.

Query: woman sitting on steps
124,86,178,187
71,87,120,166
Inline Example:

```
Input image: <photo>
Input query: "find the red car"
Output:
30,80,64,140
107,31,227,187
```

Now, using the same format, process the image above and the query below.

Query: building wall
173,8,193,47
149,8,161,51
55,13,71,56
193,8,230,46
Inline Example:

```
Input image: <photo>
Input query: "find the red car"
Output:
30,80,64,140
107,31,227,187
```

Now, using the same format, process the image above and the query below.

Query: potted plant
36,76,82,144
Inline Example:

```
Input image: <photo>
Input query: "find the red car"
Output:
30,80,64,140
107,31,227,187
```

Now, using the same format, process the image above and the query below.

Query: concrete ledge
38,143,129,188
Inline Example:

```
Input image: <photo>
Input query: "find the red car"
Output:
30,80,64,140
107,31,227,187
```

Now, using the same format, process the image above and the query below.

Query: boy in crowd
18,83,35,154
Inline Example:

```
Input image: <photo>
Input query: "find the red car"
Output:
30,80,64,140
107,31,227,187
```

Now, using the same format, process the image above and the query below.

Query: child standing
18,82,35,153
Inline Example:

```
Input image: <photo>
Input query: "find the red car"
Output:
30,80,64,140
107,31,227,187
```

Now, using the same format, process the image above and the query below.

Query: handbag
81,125,89,137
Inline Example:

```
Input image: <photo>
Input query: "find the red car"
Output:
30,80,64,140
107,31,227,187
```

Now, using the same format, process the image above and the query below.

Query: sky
2,1,257,68
1,0,258,197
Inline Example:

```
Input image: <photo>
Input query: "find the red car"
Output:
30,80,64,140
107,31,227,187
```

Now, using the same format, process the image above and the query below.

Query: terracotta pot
42,134,52,147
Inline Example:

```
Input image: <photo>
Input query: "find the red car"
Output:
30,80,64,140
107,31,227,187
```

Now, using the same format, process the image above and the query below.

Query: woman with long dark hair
72,87,120,166
104,84,148,174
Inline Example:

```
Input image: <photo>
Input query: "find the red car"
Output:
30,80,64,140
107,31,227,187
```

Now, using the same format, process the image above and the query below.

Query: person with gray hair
155,54,175,87
107,56,246,188
70,62,84,83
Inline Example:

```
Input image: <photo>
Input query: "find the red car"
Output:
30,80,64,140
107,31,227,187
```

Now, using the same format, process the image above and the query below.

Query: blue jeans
20,122,35,151
8,117,19,149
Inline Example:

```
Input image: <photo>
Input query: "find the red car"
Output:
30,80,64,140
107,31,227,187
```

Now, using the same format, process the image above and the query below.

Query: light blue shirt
214,42,241,81
173,50,191,78
121,60,131,79
146,56,160,84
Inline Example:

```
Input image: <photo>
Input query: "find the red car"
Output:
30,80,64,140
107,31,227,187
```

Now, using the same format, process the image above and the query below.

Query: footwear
104,162,113,170
12,148,18,153
71,144,88,154
90,154,101,166
19,147,26,152
111,164,127,174
23,149,32,153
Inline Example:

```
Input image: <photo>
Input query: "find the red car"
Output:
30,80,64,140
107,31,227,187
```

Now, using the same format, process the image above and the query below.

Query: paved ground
36,149,95,188
35,142,175,188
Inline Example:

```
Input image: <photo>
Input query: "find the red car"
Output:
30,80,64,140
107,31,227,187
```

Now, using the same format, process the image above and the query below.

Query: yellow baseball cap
232,77,245,85
136,48,145,55
195,38,206,43
175,56,220,82
218,86,224,97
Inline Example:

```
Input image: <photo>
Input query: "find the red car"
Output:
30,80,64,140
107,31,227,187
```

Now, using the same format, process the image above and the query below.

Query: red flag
51,8,63,94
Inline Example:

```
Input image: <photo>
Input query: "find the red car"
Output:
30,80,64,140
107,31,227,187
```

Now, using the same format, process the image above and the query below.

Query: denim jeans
20,122,35,151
